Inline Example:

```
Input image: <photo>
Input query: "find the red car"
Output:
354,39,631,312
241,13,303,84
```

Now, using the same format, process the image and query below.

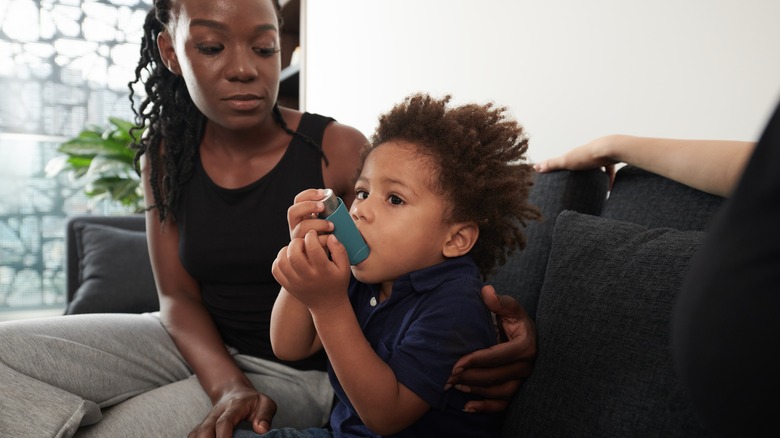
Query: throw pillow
490,169,609,320
66,222,159,314
502,211,708,437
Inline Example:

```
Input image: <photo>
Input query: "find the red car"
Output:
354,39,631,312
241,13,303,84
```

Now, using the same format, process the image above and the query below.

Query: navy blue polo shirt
328,256,501,437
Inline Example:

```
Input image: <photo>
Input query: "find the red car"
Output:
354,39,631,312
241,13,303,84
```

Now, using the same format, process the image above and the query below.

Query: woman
0,1,535,437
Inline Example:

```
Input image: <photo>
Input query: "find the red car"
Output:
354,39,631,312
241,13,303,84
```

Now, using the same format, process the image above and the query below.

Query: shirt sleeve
384,277,497,410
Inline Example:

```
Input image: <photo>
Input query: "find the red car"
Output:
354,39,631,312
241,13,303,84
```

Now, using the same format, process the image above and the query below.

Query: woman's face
157,0,281,131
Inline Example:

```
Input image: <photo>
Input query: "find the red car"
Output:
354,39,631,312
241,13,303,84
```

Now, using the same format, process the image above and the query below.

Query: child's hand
272,231,351,311
287,189,335,242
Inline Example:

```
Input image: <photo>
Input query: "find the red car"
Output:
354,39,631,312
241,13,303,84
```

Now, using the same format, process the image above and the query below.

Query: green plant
46,117,145,212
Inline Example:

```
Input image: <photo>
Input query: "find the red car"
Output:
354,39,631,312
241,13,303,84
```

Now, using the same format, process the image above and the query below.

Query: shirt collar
391,255,480,298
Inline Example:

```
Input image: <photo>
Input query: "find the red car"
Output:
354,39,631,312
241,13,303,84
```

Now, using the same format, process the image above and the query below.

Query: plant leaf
48,116,145,211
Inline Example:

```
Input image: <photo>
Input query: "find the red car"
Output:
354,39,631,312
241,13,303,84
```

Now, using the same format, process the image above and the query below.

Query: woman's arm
140,154,276,437
534,135,755,197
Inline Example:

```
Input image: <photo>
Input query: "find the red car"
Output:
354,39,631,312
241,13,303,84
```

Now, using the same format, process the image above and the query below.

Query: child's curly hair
364,93,541,280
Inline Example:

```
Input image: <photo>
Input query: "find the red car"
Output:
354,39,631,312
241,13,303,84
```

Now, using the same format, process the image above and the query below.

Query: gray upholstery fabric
603,165,724,231
65,222,158,314
490,169,609,319
502,211,708,437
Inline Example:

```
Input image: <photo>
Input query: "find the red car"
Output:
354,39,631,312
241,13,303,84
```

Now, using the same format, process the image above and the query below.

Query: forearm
159,295,251,403
311,301,426,434
603,135,754,197
270,289,321,360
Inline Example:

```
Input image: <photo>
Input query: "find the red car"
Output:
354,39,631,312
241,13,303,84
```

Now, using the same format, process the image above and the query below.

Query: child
256,93,539,437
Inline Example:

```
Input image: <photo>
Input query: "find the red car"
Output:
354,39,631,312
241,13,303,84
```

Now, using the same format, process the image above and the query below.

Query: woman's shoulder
323,119,368,151
317,113,368,201
278,106,367,200
278,107,367,147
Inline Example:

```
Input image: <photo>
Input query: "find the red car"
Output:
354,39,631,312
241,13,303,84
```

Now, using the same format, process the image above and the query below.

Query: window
0,0,152,319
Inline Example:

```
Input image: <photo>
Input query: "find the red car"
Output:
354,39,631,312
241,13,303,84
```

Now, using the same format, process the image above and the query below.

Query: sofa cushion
490,170,609,319
65,222,158,314
502,211,708,437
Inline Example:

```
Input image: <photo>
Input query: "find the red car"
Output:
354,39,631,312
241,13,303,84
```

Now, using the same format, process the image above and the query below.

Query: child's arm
269,188,335,360
269,284,321,361
281,233,430,435
312,294,429,434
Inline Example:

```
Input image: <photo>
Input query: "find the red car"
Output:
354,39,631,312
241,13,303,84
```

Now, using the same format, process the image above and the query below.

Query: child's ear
157,31,181,75
442,222,479,258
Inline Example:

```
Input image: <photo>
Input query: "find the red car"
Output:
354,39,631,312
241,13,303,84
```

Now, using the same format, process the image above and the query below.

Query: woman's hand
534,135,619,172
188,383,277,438
534,135,755,197
534,135,619,186
446,285,537,413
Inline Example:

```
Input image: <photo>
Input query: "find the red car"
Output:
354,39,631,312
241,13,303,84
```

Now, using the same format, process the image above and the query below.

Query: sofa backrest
499,165,725,438
491,165,725,320
603,165,725,230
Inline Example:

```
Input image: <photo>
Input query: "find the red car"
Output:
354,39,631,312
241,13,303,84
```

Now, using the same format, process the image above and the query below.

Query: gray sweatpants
0,313,333,438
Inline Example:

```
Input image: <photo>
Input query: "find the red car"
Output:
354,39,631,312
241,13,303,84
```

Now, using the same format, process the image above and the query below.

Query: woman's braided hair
128,0,322,223
365,93,542,280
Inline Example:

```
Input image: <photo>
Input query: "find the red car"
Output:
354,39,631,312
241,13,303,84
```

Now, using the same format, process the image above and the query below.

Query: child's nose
351,203,370,223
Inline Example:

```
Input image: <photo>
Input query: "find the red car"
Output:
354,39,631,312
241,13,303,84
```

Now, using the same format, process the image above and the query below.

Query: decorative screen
0,0,152,315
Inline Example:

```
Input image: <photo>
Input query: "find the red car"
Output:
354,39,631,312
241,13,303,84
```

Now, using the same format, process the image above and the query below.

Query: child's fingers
303,230,330,265
287,189,331,234
288,190,338,239
290,217,334,240
285,237,314,273
326,234,350,270
293,188,328,204
271,246,292,286
287,200,324,226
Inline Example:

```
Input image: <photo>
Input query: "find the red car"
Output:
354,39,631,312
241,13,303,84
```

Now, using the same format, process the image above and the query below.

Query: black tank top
175,113,333,370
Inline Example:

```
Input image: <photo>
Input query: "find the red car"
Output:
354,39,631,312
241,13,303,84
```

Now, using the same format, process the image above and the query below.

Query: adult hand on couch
446,285,537,413
534,135,619,187
534,134,755,197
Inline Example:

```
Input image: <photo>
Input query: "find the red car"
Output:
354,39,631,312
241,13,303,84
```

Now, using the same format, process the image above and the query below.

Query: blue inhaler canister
319,189,370,265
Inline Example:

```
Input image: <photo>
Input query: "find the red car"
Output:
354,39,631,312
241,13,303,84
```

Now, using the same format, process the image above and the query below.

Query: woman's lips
224,94,262,111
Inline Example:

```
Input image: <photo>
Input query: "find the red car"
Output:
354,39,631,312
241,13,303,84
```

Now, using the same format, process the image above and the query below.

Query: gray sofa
64,165,723,437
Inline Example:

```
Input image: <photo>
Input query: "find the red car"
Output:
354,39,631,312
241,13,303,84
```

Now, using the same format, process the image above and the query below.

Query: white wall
302,0,780,161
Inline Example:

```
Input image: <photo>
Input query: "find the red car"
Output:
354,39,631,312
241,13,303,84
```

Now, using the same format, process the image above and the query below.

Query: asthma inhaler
318,189,370,265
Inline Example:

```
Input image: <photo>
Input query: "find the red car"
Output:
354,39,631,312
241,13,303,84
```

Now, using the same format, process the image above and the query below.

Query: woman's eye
195,44,223,55
355,190,368,200
254,46,280,57
388,195,404,205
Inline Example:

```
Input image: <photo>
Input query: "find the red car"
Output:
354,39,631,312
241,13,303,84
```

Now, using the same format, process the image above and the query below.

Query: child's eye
355,189,369,200
195,44,223,55
254,46,280,57
388,195,404,205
